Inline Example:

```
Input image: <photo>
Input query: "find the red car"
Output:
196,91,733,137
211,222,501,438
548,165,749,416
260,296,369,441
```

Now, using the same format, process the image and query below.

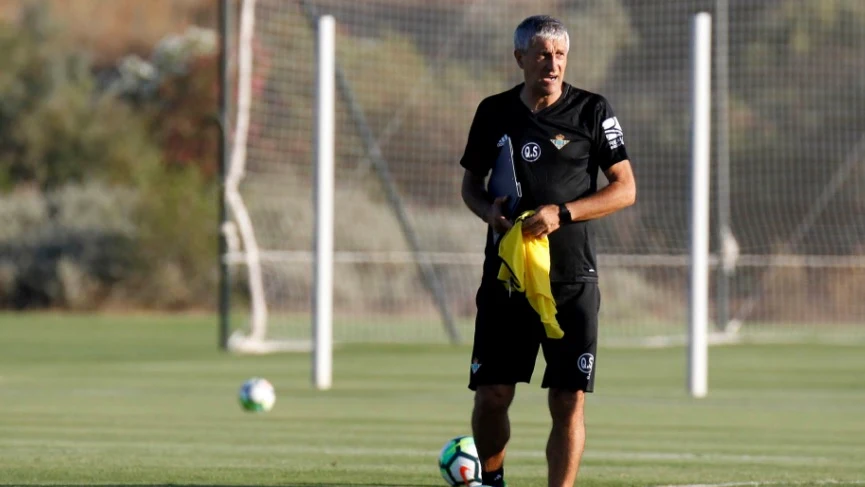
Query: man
459,15,636,487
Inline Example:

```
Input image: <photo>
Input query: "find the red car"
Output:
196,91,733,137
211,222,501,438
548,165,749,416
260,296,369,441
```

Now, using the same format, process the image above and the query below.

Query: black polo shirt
460,82,629,283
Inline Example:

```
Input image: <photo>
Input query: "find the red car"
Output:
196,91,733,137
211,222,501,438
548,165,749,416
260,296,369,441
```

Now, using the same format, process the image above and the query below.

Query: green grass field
1,313,864,487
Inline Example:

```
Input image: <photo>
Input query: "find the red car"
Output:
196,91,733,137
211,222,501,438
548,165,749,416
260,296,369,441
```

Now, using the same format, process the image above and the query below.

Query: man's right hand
485,196,514,234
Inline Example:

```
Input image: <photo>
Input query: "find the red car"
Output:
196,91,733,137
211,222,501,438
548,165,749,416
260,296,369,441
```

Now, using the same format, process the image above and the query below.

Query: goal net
224,0,865,349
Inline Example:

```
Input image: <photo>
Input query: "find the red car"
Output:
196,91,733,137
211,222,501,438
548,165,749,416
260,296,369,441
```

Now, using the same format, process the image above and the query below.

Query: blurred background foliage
0,0,218,310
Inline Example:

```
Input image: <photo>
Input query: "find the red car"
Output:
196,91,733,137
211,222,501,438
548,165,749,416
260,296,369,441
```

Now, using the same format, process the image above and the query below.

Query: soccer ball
438,435,482,487
238,377,276,412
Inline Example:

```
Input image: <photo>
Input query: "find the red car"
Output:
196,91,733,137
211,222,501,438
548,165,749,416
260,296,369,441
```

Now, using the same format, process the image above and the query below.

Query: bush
131,164,218,309
0,6,219,311
0,6,165,191
0,184,138,310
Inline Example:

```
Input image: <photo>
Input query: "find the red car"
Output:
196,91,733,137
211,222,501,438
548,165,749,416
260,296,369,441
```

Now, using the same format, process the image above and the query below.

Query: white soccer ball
438,435,482,487
238,377,276,412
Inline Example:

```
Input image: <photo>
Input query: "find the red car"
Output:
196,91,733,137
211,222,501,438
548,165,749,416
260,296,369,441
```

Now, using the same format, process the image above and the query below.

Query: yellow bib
497,211,564,339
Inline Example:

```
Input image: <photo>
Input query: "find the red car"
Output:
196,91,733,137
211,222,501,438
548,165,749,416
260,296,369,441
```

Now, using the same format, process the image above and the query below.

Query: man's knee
474,385,516,413
548,388,585,422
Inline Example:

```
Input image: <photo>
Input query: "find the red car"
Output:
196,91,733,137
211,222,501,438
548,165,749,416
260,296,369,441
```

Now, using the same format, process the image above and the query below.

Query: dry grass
0,0,216,64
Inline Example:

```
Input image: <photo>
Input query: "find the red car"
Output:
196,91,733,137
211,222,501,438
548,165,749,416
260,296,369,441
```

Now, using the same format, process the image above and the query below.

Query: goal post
217,0,231,350
688,12,712,399
222,0,310,354
312,14,335,391
222,0,465,355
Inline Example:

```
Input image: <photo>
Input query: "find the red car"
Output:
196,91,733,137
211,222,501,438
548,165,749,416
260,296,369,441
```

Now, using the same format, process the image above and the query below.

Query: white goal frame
223,0,321,357
221,4,726,396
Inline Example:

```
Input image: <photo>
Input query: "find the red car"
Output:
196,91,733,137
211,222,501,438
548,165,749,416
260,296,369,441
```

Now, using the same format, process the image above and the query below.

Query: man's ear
514,50,524,69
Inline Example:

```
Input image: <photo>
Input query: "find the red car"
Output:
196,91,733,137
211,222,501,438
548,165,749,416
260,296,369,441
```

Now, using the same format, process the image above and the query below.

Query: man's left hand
521,204,561,239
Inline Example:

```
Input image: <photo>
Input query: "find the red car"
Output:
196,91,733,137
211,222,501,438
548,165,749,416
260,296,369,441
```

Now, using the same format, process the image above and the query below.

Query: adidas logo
497,134,509,147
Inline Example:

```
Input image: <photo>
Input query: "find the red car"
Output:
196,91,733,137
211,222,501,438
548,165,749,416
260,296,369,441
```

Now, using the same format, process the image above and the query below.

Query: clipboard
487,134,521,218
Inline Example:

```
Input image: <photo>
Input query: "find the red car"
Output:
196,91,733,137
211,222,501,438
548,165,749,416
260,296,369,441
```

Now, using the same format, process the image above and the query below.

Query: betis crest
551,134,570,150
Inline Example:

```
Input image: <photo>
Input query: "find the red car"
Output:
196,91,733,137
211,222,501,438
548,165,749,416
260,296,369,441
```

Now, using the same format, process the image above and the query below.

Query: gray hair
513,15,570,53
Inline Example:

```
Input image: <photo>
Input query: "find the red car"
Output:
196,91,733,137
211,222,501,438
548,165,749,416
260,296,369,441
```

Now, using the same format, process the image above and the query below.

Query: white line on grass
281,446,830,466
4,438,826,465
656,481,865,487
4,436,845,470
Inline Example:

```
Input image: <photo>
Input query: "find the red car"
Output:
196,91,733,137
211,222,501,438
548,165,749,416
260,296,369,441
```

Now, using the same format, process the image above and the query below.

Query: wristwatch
558,203,572,224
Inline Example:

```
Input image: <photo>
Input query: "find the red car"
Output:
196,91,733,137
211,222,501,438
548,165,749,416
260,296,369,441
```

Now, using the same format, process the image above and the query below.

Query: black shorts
468,280,600,392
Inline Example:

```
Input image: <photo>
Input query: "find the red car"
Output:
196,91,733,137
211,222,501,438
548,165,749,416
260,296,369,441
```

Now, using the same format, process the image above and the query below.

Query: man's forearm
564,179,636,222
462,176,492,222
